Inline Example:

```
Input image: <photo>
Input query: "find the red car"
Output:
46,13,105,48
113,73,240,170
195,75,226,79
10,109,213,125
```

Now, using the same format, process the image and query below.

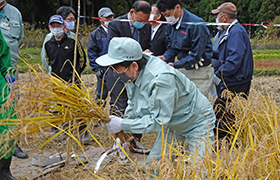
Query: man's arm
77,40,87,72
41,34,52,72
107,21,121,43
87,31,100,70
215,30,246,78
162,26,177,61
122,74,177,134
173,25,209,68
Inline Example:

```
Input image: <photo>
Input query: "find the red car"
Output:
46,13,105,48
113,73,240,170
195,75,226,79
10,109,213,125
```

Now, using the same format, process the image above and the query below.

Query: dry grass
2,63,280,179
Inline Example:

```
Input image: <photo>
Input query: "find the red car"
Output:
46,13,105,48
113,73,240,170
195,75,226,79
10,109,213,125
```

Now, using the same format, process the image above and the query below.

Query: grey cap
96,37,143,66
98,7,114,18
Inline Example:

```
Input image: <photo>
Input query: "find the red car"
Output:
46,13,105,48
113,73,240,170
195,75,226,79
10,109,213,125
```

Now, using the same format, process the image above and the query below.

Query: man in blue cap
97,37,216,167
41,6,77,73
44,15,88,144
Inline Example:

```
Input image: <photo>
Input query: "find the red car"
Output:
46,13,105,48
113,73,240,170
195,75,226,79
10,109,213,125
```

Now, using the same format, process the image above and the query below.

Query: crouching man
97,37,216,167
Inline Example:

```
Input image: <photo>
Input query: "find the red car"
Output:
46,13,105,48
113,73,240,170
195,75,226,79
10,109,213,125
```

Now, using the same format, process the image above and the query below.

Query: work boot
129,139,150,154
13,146,28,159
0,157,17,180
78,120,90,144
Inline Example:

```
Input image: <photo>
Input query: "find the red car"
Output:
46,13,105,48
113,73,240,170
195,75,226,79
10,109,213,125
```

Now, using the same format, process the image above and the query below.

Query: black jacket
150,24,168,56
108,14,151,50
45,33,86,82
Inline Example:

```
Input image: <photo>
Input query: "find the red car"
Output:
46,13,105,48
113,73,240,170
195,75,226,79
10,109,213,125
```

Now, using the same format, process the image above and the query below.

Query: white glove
191,59,204,69
104,115,123,134
213,74,221,86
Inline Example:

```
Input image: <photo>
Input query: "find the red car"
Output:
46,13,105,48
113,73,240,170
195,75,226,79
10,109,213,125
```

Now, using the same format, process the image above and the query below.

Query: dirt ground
10,73,280,180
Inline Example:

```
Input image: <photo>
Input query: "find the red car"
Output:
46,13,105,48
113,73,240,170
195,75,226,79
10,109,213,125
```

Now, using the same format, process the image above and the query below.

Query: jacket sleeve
77,40,87,72
163,25,177,61
0,31,11,77
87,31,100,70
173,25,209,68
215,29,246,78
41,34,52,72
107,21,120,43
122,74,177,134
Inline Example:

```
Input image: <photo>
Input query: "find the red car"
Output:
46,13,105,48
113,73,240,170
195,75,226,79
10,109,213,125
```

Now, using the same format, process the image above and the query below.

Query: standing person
41,6,76,73
44,15,88,143
99,37,215,167
0,29,17,180
106,0,151,154
149,4,169,59
157,0,214,98
88,7,114,102
0,0,27,159
211,2,254,140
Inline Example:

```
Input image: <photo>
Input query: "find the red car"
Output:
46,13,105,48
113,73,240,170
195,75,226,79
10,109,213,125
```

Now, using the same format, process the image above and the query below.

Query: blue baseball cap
96,37,143,66
48,15,64,25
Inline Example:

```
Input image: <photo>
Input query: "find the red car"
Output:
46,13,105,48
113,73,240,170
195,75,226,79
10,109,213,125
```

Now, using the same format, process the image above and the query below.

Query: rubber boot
0,157,17,180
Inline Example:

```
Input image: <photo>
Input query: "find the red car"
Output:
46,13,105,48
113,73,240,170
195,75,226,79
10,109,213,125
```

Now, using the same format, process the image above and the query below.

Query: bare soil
10,73,280,180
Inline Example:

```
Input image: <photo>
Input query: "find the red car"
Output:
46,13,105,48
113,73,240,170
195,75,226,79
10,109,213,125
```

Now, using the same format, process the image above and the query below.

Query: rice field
4,70,279,180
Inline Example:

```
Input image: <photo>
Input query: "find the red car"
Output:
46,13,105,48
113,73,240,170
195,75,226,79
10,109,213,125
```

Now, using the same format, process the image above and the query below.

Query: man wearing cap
0,0,27,159
98,37,215,167
106,1,152,154
211,2,254,140
41,6,77,73
44,15,88,143
88,7,114,102
156,0,214,99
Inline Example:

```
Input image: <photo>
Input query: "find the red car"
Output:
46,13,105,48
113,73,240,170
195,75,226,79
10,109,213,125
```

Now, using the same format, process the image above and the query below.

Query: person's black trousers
214,81,251,140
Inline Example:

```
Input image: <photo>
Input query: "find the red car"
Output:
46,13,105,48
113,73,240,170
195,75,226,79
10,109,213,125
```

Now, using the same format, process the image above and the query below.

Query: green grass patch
18,48,93,74
253,49,280,60
18,48,280,76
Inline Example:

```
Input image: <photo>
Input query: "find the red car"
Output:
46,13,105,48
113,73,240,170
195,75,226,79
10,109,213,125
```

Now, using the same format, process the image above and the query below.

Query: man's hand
157,55,166,61
191,59,204,69
168,62,174,67
5,75,15,84
103,115,123,134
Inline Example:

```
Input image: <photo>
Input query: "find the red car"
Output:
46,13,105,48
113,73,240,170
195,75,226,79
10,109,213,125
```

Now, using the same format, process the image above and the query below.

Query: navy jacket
163,8,212,70
215,21,253,88
88,25,108,71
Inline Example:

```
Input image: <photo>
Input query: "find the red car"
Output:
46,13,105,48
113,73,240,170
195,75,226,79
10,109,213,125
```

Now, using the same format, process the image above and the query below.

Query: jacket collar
51,32,67,43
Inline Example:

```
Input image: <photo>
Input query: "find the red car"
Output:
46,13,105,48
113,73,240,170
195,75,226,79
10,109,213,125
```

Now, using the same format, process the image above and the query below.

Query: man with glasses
106,1,151,154
41,6,76,73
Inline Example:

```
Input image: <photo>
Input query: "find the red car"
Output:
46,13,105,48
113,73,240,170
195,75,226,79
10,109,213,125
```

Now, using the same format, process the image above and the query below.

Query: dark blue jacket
88,25,108,71
215,21,253,89
163,8,212,70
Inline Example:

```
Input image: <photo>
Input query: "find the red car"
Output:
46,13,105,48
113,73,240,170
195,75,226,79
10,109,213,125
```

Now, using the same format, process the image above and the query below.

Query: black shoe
13,147,28,159
129,140,150,154
80,131,90,144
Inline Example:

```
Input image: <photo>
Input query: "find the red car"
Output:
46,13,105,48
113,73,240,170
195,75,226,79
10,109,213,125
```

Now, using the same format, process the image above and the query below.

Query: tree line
7,0,280,36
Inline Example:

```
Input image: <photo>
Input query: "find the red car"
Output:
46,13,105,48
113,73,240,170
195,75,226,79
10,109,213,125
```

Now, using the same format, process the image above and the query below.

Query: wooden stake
72,0,81,83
